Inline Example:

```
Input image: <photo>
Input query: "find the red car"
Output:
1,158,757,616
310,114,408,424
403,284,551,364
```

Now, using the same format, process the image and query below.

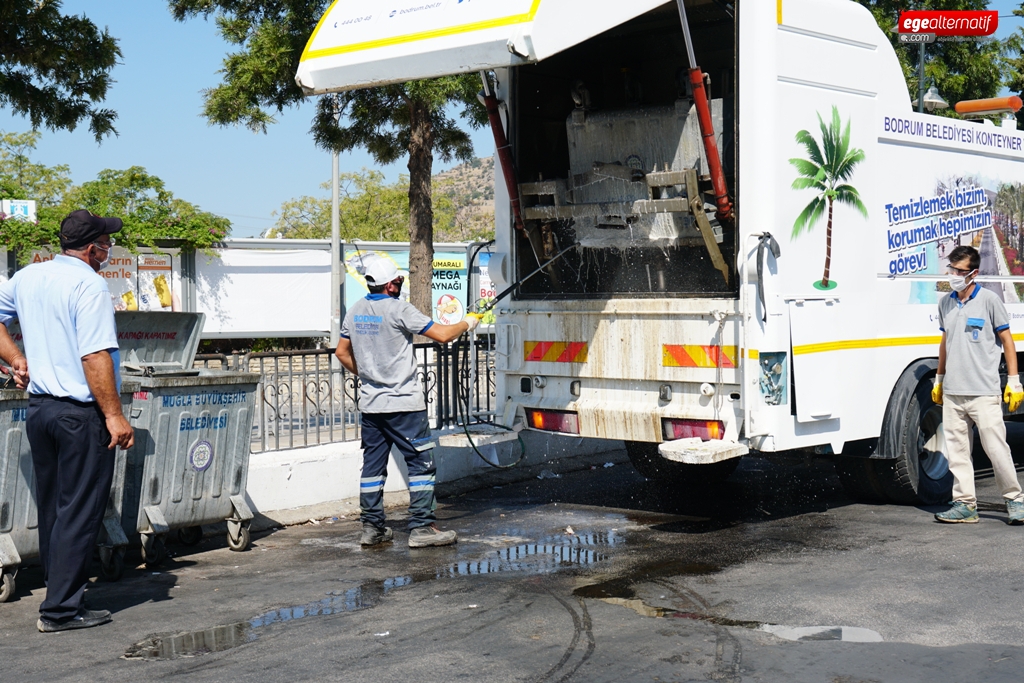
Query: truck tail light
526,409,580,435
661,418,724,441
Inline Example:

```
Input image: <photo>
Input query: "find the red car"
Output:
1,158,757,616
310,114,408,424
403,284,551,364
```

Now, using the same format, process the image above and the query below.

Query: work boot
37,608,112,633
934,501,979,524
408,524,458,548
1006,499,1024,525
360,524,394,546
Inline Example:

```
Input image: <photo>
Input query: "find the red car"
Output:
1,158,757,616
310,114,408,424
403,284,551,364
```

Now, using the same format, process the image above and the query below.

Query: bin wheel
0,570,14,603
177,526,203,547
98,546,126,582
227,524,250,552
141,534,166,567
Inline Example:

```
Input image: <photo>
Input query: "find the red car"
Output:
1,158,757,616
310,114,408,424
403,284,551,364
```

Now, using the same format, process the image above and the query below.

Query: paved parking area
1,448,1022,682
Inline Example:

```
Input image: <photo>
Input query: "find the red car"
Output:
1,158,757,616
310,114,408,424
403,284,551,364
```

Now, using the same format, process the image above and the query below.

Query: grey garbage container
116,312,260,566
0,379,139,603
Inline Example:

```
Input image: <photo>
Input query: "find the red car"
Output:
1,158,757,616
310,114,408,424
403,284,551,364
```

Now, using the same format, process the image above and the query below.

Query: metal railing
195,334,496,453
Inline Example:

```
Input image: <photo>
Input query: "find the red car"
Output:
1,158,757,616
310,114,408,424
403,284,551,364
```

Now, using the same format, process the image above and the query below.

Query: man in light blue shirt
0,210,134,633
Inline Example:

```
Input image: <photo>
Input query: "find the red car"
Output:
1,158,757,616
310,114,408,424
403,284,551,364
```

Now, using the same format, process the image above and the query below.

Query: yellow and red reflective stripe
524,341,588,363
662,345,738,369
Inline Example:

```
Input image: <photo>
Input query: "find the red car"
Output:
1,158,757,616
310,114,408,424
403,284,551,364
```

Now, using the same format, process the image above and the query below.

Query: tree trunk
821,198,833,287
1017,208,1024,261
407,99,435,318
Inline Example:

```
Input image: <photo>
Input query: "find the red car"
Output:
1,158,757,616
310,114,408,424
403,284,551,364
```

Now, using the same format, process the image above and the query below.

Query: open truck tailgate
296,0,670,93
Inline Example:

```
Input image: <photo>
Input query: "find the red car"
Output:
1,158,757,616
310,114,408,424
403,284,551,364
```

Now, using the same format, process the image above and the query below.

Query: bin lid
116,312,205,373
295,0,670,94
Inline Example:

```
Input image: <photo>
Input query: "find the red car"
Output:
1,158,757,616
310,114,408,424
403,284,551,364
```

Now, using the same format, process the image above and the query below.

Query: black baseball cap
59,210,123,250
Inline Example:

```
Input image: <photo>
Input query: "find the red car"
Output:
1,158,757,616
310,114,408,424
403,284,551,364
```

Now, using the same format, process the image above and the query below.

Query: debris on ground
537,469,561,480
565,525,575,536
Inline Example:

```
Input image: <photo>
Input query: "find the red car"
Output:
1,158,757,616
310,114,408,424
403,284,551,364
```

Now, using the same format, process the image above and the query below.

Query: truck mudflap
658,437,748,464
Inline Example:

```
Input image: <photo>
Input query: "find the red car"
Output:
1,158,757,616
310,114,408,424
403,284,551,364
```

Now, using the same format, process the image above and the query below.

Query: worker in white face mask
932,245,1024,525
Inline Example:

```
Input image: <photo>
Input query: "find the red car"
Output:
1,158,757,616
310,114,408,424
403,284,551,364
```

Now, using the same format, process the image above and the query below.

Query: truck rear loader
297,0,1024,504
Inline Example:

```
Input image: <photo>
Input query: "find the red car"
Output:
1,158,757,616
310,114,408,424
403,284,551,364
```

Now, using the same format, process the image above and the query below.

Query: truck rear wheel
872,362,953,505
875,388,952,504
625,441,739,485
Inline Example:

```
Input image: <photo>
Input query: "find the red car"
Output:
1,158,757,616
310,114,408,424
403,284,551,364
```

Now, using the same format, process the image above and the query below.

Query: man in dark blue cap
0,209,134,632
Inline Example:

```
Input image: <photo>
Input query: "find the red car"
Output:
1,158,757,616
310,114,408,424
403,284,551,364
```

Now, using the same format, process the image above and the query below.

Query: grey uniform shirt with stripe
341,293,434,413
938,284,1010,396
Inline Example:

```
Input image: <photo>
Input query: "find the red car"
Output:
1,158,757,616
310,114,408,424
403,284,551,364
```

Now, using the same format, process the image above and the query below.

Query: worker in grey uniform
336,259,480,547
932,245,1024,524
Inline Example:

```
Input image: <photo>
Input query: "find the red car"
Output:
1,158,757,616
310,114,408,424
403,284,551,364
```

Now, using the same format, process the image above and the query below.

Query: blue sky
1,2,1022,237
0,1,493,237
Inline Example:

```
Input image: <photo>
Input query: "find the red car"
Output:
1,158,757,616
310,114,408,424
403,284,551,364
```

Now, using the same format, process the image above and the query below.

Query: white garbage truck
297,0,1024,504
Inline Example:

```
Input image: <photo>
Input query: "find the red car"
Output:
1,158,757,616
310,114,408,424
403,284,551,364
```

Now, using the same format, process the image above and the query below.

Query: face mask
948,273,973,292
94,245,110,269
389,280,403,299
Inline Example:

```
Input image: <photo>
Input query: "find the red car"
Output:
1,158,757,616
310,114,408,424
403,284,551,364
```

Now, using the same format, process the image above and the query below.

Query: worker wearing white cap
336,259,480,547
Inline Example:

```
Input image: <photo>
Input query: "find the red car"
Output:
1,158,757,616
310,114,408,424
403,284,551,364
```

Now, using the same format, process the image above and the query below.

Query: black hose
466,239,495,313
452,240,580,468
452,336,525,469
478,241,580,314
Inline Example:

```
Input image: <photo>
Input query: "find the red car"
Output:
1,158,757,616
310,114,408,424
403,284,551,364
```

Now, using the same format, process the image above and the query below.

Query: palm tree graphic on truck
789,106,868,291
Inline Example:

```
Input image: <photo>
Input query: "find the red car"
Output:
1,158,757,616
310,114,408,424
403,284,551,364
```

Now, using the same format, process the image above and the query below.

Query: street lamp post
330,95,342,369
918,41,926,114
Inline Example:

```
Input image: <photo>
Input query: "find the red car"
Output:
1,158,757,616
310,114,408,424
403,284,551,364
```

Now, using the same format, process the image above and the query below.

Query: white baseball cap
364,259,400,286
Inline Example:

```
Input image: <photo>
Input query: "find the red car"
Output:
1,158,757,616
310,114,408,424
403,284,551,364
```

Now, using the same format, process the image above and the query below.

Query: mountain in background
434,156,495,243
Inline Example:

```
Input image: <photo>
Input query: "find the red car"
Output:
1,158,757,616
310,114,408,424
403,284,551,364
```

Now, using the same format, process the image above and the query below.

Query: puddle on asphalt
124,577,410,661
572,574,883,642
439,530,618,577
124,530,618,661
572,570,761,628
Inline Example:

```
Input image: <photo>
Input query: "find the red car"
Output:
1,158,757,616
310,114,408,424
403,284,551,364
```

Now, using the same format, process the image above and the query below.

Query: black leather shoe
37,608,112,633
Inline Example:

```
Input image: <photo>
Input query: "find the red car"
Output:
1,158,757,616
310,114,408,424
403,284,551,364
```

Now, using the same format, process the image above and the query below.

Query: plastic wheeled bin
115,312,260,566
0,378,139,603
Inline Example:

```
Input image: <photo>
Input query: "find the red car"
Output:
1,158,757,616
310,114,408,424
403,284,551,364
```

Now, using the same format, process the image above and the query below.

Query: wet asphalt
2,442,1024,682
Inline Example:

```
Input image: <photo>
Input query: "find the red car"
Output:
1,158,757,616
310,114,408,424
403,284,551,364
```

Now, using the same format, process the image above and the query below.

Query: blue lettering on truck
179,415,229,431
162,391,248,408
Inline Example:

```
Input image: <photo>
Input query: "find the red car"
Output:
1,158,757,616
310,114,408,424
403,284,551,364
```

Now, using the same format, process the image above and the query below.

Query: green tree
996,183,1024,257
64,167,230,252
268,168,478,244
1002,3,1024,127
0,131,72,206
854,1,1003,114
269,170,410,241
0,145,231,259
169,0,486,314
790,107,868,290
0,130,73,244
0,0,120,140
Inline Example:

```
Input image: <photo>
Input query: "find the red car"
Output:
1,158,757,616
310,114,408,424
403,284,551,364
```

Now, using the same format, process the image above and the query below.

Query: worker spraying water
335,260,481,548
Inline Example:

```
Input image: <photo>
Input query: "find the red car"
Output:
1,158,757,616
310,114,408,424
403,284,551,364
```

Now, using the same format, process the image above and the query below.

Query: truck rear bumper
506,394,742,443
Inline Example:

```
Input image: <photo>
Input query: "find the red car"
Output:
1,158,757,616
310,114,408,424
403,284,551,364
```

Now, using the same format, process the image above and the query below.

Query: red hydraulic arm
675,0,734,226
480,72,525,233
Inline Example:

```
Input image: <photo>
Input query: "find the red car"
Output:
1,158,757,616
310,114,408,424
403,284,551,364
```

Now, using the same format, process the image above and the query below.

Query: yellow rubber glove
1004,375,1024,413
465,312,482,332
931,374,943,406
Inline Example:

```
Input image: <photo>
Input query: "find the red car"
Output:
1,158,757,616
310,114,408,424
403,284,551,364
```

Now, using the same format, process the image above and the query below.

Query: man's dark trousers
359,410,436,530
27,395,115,622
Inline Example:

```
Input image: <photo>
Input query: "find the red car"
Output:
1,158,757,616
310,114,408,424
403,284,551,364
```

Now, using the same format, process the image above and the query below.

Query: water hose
454,241,580,468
